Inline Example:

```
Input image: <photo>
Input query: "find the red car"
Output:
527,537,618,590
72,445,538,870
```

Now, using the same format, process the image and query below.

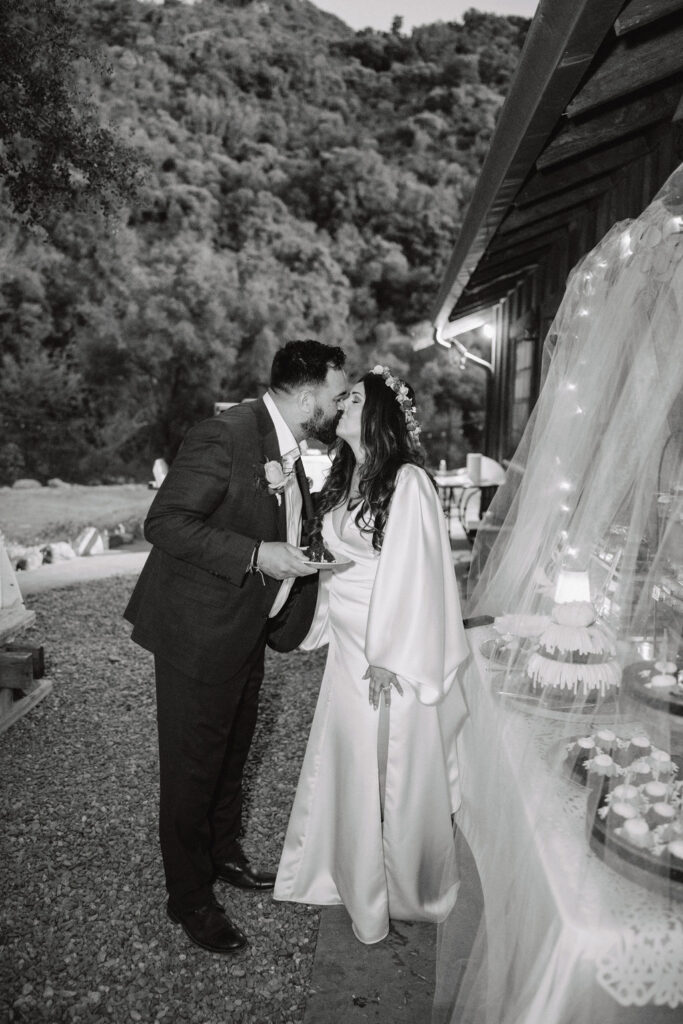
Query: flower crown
371,365,421,443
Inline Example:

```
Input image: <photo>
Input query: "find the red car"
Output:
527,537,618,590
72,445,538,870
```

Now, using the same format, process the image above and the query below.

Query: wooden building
430,0,683,464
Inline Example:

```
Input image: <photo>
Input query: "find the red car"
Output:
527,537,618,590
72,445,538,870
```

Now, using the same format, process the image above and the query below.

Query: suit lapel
252,397,287,542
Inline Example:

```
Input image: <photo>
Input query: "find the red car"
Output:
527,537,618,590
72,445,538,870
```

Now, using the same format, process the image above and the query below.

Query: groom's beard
302,405,341,447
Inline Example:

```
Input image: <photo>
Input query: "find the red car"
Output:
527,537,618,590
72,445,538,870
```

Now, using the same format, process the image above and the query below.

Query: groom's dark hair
271,340,345,392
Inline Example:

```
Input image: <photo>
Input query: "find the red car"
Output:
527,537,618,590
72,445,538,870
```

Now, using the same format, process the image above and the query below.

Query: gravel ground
0,577,327,1024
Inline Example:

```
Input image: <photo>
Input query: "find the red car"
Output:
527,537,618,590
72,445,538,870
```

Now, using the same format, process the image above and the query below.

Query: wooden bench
0,538,51,734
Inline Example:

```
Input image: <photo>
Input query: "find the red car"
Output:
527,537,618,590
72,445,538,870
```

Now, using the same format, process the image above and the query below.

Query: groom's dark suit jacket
124,398,318,683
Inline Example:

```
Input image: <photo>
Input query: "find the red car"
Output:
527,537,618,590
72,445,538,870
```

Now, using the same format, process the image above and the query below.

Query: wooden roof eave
430,0,627,339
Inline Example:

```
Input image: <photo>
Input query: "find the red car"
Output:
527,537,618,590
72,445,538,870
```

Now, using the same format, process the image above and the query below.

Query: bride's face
336,382,365,446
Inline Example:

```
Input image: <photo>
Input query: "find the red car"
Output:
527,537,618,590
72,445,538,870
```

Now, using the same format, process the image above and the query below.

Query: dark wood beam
538,80,682,168
499,177,610,234
448,298,501,319
431,0,626,330
567,21,683,118
467,266,541,297
455,275,542,314
489,216,572,255
615,0,683,35
518,136,649,205
473,246,552,284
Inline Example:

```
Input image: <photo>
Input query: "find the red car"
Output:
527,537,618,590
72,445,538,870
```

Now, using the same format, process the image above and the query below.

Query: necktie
293,457,315,523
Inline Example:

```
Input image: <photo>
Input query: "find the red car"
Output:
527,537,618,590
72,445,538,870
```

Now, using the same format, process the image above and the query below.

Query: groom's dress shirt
262,392,303,618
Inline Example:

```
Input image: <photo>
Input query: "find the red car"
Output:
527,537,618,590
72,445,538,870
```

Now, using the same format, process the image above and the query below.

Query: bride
274,365,469,944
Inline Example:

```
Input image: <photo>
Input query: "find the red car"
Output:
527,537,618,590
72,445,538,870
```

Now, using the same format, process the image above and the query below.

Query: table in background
434,472,477,538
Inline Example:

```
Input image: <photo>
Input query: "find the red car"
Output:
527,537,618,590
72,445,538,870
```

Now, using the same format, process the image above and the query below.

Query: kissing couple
125,339,468,952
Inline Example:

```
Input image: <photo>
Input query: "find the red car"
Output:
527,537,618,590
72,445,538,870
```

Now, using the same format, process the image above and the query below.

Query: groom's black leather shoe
167,896,247,954
215,846,276,891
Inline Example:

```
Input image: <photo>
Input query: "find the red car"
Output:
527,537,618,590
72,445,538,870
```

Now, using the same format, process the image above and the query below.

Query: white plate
306,559,352,570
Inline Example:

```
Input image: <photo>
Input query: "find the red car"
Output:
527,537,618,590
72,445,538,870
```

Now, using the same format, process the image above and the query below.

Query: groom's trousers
154,633,266,913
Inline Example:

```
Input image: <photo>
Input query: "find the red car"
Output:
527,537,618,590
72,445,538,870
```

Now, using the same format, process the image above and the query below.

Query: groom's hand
257,542,318,581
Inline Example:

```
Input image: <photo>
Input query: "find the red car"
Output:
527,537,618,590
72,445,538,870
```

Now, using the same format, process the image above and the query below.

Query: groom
124,339,347,954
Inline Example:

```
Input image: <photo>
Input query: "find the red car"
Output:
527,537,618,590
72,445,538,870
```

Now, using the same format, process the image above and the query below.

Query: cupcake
648,749,676,776
627,735,652,760
642,780,669,803
611,783,640,805
621,817,652,849
649,674,676,689
566,736,597,758
667,839,683,863
587,753,620,780
646,802,676,828
594,729,617,751
565,737,596,781
607,801,638,828
627,759,653,785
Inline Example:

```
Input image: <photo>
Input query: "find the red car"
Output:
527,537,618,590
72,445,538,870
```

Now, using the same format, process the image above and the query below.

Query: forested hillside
0,0,529,482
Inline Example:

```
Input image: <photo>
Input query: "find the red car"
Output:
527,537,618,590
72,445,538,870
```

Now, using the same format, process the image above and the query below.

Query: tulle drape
435,164,683,1024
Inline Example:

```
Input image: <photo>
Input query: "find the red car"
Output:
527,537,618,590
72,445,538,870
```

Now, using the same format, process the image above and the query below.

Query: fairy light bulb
620,231,633,258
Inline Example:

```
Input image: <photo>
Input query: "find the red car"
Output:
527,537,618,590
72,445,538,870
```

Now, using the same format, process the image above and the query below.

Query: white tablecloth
453,627,683,1023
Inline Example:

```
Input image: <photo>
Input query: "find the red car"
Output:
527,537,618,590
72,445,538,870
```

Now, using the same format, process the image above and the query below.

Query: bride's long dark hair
316,370,428,551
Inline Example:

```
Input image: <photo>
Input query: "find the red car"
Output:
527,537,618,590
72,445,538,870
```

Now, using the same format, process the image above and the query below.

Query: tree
0,0,527,481
0,0,143,229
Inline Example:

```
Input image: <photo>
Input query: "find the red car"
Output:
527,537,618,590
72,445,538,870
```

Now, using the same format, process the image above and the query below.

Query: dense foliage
0,0,528,483
0,0,143,225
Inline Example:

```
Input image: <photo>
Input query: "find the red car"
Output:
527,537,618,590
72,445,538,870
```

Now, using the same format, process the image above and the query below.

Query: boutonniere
263,452,298,505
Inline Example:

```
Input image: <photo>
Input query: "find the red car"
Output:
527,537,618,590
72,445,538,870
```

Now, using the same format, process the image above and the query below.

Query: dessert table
451,625,683,1024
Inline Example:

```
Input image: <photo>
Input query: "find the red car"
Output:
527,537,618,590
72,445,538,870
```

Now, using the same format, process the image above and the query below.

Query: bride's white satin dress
274,465,469,944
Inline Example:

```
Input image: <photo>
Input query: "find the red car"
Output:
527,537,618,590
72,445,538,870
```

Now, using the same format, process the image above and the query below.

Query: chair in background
460,457,506,544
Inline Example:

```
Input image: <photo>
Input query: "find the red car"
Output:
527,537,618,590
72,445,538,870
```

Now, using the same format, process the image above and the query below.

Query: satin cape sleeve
365,464,468,705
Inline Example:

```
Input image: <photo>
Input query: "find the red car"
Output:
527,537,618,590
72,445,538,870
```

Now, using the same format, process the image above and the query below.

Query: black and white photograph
1,1,682,1022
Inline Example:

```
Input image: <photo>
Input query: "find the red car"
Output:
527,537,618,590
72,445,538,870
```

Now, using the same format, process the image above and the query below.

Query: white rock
12,478,42,490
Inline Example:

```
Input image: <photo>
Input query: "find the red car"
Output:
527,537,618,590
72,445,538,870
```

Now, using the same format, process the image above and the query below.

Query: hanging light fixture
554,568,591,604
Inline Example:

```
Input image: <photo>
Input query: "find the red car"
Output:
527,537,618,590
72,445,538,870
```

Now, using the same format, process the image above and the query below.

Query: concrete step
303,835,483,1024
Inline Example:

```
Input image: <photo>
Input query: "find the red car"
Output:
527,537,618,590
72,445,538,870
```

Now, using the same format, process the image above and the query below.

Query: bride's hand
363,666,403,710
